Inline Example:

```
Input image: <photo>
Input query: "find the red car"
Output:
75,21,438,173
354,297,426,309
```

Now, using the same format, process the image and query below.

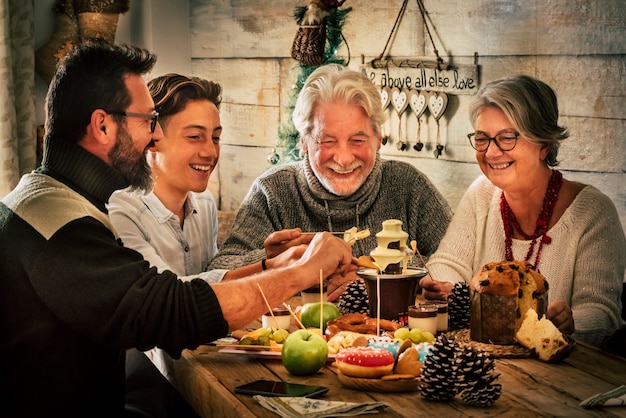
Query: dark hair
44,41,157,145
148,73,222,126
469,74,569,166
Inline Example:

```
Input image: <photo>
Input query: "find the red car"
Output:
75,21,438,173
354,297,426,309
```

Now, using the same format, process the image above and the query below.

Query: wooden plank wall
189,0,626,236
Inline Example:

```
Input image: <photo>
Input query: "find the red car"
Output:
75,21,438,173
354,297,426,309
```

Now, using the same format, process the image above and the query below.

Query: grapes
421,331,435,343
394,327,410,341
394,327,432,344
409,328,423,344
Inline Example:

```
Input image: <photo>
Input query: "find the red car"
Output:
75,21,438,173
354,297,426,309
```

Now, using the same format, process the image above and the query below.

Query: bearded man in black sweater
0,41,356,417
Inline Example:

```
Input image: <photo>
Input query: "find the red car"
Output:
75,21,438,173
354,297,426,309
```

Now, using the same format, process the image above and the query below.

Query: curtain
0,0,36,198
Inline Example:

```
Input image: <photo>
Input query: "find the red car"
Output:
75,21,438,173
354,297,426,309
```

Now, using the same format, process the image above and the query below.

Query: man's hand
326,271,359,301
264,228,314,259
266,245,308,269
547,301,575,335
296,233,358,288
419,275,454,300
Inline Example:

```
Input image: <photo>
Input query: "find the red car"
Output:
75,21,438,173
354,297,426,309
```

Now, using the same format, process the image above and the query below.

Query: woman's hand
547,301,575,335
419,275,454,300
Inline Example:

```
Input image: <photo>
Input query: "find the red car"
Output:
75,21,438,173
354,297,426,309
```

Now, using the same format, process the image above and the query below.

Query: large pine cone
461,381,503,407
458,346,502,407
337,279,369,315
420,335,462,401
447,282,470,330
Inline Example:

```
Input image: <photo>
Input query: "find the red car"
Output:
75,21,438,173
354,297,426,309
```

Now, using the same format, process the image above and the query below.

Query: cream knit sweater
427,175,626,346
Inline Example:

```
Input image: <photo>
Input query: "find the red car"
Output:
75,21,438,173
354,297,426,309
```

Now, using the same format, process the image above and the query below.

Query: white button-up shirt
108,188,227,283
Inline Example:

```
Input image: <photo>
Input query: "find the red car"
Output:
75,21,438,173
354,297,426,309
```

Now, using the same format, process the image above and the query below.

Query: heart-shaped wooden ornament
391,87,409,115
428,92,448,120
409,91,427,118
380,86,391,110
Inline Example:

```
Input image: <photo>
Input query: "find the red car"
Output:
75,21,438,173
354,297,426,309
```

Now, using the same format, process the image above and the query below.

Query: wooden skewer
411,239,435,283
256,283,277,328
282,303,306,329
376,275,381,336
411,240,428,268
319,270,324,330
300,231,345,235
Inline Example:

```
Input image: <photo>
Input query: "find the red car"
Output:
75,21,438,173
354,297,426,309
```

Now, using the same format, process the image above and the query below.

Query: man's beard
312,159,367,196
109,127,153,192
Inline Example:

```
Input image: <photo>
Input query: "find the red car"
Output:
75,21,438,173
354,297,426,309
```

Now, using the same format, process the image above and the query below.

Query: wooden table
171,333,626,417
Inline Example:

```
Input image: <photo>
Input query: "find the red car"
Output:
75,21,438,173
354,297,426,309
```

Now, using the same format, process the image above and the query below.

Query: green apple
299,302,340,331
281,329,329,376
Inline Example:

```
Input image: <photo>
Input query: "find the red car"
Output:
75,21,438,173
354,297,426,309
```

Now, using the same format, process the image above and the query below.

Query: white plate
218,347,336,361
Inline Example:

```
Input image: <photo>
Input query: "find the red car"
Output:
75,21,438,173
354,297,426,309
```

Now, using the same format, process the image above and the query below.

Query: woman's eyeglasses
468,129,519,152
106,110,159,133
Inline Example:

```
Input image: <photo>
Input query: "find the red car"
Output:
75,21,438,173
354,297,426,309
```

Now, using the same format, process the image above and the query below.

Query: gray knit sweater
209,157,453,269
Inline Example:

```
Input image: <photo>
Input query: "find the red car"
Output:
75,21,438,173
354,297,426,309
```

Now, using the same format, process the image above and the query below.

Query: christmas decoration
420,335,462,401
275,1,351,164
35,0,130,84
458,347,502,407
420,334,502,407
337,279,369,315
447,281,470,331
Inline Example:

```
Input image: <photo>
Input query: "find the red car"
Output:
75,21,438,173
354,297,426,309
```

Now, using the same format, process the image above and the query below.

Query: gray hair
293,64,385,140
469,74,569,166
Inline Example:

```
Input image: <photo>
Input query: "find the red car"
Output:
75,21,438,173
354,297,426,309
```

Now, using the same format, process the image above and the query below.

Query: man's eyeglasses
468,129,519,152
106,110,159,133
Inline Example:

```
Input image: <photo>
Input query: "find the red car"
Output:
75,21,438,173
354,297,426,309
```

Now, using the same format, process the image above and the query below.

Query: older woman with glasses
420,74,625,347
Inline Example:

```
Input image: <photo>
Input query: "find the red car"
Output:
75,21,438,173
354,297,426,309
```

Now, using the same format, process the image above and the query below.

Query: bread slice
516,309,570,362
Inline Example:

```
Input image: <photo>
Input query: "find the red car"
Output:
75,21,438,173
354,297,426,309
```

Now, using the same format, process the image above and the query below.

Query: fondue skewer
376,276,381,335
319,270,324,330
282,302,306,329
411,240,427,269
256,283,278,328
300,231,345,235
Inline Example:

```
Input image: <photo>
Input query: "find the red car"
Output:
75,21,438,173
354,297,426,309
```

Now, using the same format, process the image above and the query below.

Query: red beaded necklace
500,169,563,269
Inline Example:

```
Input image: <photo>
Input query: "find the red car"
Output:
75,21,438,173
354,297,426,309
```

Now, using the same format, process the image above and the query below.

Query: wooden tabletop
171,332,626,417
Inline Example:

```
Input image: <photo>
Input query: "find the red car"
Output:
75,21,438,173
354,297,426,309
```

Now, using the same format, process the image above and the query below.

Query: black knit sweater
0,140,228,417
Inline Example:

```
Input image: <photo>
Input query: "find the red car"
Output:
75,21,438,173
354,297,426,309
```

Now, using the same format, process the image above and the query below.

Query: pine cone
461,382,502,407
420,335,462,401
337,280,369,315
447,282,470,330
458,347,502,407
458,349,497,390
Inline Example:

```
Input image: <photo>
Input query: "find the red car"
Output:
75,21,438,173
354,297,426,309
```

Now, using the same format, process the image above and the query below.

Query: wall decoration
391,87,409,150
428,91,448,158
275,1,352,164
35,0,130,84
361,0,479,159
409,91,427,151
380,87,391,145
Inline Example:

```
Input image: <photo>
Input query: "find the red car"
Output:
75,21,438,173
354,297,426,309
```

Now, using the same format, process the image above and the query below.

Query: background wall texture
187,0,625,236
34,0,625,234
